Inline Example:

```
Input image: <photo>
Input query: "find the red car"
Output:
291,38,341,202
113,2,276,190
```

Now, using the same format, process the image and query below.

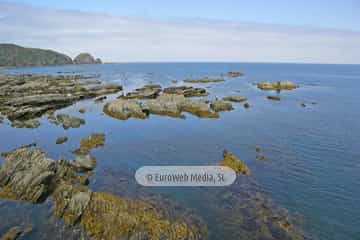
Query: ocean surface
0,63,360,239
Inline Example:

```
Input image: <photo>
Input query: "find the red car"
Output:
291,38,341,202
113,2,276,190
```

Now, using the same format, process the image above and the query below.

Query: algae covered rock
219,150,251,175
222,96,247,103
210,100,233,112
257,81,298,90
0,226,22,240
0,146,77,203
79,133,105,153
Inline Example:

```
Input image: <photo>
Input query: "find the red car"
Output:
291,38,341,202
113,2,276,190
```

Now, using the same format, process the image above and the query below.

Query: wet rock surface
257,81,298,90
163,86,209,97
222,96,247,102
210,100,233,112
56,136,68,145
103,99,148,120
0,226,22,240
184,77,224,83
0,74,122,121
219,150,251,175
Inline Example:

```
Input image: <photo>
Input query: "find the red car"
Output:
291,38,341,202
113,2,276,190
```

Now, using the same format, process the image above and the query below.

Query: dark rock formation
244,102,251,108
267,96,281,101
0,44,73,67
73,53,102,65
56,136,68,145
226,71,244,77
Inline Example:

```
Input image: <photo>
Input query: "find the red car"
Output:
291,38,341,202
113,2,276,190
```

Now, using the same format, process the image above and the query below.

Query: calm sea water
1,63,360,239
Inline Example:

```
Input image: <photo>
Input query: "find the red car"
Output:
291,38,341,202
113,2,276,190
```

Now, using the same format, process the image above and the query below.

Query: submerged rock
184,77,224,83
103,99,148,120
257,81,298,90
244,102,251,109
256,155,267,161
55,114,85,129
222,96,247,103
94,96,107,103
267,96,281,101
163,86,208,97
226,71,244,78
56,136,68,145
78,108,86,114
219,150,251,175
11,119,40,129
210,100,233,112
255,146,262,153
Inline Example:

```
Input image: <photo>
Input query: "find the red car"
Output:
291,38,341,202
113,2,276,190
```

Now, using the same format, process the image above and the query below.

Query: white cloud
1,1,360,64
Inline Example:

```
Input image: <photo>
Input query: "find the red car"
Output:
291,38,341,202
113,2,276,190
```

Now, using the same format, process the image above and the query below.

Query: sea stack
74,53,102,65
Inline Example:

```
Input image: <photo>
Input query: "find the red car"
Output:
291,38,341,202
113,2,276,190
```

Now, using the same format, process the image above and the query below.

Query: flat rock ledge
183,77,224,83
257,81,298,91
0,74,122,122
0,145,207,240
104,94,221,120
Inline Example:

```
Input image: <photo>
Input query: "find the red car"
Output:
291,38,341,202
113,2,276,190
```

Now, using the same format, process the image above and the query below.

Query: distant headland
0,43,102,67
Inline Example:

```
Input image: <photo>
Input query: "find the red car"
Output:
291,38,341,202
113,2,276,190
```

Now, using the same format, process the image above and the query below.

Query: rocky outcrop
222,96,247,103
0,44,73,67
73,53,102,65
53,114,85,129
0,74,122,121
0,145,207,240
219,150,251,175
244,102,251,108
257,81,298,90
184,77,224,83
163,86,208,97
210,100,233,112
103,99,148,120
226,72,244,77
120,83,162,99
73,133,106,155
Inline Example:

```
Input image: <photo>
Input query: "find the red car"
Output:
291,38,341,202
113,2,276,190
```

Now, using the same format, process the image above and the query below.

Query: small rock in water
255,146,262,153
256,155,267,161
56,136,68,145
267,96,281,101
11,119,40,129
226,71,244,77
243,102,251,109
222,96,247,102
171,80,178,84
95,96,107,103
0,115,4,124
78,108,86,114
219,150,251,175
257,81,298,90
301,103,306,107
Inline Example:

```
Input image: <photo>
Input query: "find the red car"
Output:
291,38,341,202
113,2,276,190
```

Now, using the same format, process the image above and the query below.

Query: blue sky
5,0,360,31
1,1,360,63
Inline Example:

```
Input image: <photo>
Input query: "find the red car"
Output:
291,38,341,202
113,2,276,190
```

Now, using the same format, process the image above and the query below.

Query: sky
1,0,360,63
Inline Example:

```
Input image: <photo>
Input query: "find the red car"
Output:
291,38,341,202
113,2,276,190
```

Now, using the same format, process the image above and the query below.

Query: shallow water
1,63,360,239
